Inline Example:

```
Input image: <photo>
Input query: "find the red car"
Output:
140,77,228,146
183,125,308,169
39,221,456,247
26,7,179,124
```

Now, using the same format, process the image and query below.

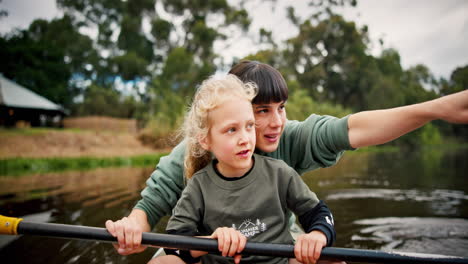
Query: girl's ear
198,135,210,151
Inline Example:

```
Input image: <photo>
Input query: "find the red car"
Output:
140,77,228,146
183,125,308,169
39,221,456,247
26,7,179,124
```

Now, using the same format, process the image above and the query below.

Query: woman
106,60,468,258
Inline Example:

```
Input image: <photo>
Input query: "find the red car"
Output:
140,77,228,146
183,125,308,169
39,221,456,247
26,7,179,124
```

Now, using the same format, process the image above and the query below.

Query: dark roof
0,74,65,112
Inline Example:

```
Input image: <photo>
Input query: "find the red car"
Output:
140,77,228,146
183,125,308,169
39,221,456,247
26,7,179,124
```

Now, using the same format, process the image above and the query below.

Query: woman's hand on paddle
210,227,246,264
106,217,147,255
294,230,327,264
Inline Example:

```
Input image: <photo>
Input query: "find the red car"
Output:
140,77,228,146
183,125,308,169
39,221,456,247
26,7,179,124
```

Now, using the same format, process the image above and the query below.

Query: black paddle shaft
17,221,468,264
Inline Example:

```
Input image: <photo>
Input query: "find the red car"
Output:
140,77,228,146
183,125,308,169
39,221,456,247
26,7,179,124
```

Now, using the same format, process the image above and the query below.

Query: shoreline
0,126,173,158
0,125,171,176
0,152,167,177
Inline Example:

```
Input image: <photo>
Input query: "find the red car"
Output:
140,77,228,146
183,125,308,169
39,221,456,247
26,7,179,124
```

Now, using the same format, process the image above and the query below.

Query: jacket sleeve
278,115,354,175
164,180,205,264
165,176,204,232
133,141,186,228
284,166,336,246
298,200,336,247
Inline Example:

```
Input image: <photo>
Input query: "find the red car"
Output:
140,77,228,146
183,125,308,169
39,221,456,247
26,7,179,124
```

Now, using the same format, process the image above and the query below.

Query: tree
283,14,371,109
53,0,252,129
73,84,143,118
0,15,97,108
0,30,70,106
442,65,468,95
56,0,251,86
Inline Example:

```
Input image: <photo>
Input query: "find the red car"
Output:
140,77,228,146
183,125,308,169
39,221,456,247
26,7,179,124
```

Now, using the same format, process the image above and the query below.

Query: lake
1,148,468,263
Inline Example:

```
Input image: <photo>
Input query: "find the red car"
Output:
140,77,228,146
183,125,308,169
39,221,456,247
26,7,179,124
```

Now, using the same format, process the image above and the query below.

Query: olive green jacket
135,114,353,228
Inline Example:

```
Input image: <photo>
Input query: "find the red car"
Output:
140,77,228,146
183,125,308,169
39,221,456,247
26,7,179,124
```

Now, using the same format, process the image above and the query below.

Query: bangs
229,61,288,105
251,67,288,104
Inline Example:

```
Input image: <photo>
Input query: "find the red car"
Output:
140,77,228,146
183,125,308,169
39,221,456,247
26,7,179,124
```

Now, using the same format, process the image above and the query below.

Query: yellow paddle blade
0,215,23,235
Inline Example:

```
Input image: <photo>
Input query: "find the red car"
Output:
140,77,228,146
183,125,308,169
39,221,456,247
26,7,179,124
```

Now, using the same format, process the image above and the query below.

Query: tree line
0,0,466,146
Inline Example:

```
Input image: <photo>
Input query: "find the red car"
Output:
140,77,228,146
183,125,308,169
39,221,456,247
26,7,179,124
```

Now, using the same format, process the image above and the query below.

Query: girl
151,74,335,264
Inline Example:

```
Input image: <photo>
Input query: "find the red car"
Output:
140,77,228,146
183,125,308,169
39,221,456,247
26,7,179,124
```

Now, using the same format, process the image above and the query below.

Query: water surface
1,147,467,263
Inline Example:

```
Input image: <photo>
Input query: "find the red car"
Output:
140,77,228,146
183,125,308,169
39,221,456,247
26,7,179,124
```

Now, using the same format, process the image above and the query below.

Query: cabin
0,74,67,127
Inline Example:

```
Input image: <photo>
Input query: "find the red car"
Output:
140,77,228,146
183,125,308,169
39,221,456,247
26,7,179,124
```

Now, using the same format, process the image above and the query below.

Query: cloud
0,0,61,33
337,0,468,78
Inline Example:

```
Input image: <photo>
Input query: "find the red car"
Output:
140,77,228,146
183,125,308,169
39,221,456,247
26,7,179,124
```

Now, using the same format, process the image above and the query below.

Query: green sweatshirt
166,155,328,264
135,114,353,228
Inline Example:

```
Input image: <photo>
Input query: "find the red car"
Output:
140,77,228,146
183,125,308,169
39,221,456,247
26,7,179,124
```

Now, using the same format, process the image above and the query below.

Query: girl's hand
294,230,327,264
210,227,247,264
105,217,147,255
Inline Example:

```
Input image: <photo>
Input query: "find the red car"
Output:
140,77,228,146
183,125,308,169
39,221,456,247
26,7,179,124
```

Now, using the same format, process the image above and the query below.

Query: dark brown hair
229,60,288,104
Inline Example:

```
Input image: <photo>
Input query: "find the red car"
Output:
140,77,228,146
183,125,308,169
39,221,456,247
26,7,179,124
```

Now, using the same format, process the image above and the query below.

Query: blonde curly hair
183,74,257,179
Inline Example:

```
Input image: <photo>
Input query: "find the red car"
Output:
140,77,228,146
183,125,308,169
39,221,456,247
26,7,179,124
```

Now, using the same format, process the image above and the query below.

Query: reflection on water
327,188,468,215
0,147,467,263
0,167,148,210
352,217,468,257
306,147,468,259
0,167,159,263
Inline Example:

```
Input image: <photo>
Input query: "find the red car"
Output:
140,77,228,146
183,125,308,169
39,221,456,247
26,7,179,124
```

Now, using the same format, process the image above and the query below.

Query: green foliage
138,114,184,148
287,88,352,121
225,8,250,31
0,15,97,108
441,65,468,95
118,15,153,60
282,15,370,109
397,122,443,147
419,123,442,146
54,0,252,130
56,0,251,87
151,18,172,43
242,4,466,148
2,0,466,149
0,127,80,136
191,21,219,56
111,51,149,81
0,153,165,177
161,47,195,85
376,49,404,77
0,31,71,106
364,69,405,110
451,66,468,89
73,84,144,118
242,49,283,71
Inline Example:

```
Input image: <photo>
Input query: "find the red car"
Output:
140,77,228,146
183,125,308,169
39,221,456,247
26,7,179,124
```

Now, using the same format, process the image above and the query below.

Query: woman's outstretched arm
348,90,468,148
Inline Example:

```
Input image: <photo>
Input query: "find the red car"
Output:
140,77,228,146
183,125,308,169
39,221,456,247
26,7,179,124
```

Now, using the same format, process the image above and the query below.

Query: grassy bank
0,120,161,159
0,153,166,177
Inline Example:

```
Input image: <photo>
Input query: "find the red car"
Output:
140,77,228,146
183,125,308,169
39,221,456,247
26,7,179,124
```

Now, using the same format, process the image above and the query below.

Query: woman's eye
257,109,268,114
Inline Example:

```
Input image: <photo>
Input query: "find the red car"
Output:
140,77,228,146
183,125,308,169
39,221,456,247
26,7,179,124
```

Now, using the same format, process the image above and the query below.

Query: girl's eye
227,127,236,133
247,122,254,129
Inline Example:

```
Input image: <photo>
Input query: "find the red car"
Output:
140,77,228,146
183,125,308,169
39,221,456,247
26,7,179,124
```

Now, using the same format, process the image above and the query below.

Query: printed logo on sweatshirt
326,214,334,226
232,218,267,238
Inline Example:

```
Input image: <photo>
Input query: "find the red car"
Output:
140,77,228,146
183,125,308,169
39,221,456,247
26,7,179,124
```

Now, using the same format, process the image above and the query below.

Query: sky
1,0,467,80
